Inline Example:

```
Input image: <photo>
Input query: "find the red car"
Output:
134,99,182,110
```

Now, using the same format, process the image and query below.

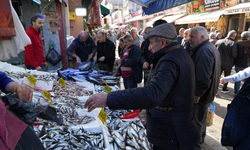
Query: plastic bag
46,47,63,66
206,101,215,126
1,94,62,125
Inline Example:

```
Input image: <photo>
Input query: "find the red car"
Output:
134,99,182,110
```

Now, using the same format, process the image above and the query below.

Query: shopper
216,32,223,40
96,31,116,72
66,31,97,64
233,31,250,95
209,33,217,45
0,71,45,150
181,28,191,54
24,13,48,71
107,30,117,47
189,26,221,150
131,27,143,47
210,27,216,34
115,35,141,89
177,28,185,44
215,30,238,93
85,23,198,150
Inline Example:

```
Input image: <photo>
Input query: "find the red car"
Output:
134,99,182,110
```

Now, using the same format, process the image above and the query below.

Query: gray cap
145,23,177,40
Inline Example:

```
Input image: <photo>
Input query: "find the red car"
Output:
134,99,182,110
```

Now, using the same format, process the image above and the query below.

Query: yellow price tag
58,77,66,87
102,78,108,85
94,67,99,72
98,108,107,124
42,90,53,107
103,85,112,93
27,75,37,85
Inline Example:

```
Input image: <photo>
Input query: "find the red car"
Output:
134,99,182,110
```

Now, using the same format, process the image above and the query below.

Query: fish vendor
0,71,44,150
85,23,199,150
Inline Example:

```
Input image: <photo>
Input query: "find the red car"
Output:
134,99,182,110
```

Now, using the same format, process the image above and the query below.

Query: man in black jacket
215,30,237,93
189,26,221,150
96,31,116,72
115,34,141,89
85,23,198,150
234,31,250,95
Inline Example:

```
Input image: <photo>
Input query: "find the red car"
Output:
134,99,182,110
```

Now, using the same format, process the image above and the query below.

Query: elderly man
209,33,217,45
189,26,221,149
210,27,216,33
25,13,48,71
215,30,238,93
181,29,191,54
115,35,142,89
131,27,142,47
177,28,185,44
216,32,223,40
66,31,97,64
84,23,198,150
96,31,116,72
107,30,116,47
233,31,250,95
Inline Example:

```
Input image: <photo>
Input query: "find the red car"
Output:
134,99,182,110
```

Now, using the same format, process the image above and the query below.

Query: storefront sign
225,7,250,15
164,4,186,14
205,0,220,11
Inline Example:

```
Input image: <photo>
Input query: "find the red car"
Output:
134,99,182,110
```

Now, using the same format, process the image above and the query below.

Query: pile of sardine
52,97,96,127
95,85,120,93
107,118,152,150
53,81,93,97
40,126,105,150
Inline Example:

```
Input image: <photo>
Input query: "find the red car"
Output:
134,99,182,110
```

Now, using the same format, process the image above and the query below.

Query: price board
98,108,107,124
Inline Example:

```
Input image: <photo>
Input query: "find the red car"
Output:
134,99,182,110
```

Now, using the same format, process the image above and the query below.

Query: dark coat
215,37,237,67
121,44,142,83
97,39,116,69
141,38,152,67
108,43,198,149
234,39,249,68
191,40,221,104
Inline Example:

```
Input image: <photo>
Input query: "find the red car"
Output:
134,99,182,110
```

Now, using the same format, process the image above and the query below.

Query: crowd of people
1,12,250,150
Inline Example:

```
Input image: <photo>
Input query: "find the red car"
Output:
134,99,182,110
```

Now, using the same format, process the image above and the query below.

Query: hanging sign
205,0,220,11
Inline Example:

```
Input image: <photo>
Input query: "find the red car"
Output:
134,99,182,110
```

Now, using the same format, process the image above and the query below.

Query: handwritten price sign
42,90,53,107
98,108,107,124
101,78,112,93
27,75,37,84
58,77,66,87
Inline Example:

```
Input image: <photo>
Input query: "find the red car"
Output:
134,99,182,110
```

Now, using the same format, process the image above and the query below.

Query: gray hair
241,31,250,39
184,28,190,34
210,27,216,31
78,31,87,37
227,30,237,38
123,34,133,41
216,32,222,37
131,27,137,32
154,36,177,44
191,26,209,39
209,33,216,39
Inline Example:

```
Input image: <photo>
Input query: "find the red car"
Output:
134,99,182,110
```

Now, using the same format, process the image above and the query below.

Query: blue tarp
142,0,193,15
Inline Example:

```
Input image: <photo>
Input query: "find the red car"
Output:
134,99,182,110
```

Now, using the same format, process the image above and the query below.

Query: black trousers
14,126,45,150
123,75,137,89
221,66,232,90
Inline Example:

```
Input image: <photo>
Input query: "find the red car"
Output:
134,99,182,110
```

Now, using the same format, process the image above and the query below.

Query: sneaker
221,89,230,93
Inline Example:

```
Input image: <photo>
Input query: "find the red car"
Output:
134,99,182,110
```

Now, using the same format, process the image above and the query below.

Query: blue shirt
0,71,13,93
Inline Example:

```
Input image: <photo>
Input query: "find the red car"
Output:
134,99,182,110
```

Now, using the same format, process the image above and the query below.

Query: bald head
78,31,88,42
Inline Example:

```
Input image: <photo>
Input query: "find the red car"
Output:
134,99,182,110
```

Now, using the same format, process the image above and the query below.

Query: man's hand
44,62,48,67
115,59,122,65
194,96,200,104
88,53,94,59
76,56,81,63
220,78,228,84
84,93,108,112
143,62,149,69
150,64,153,70
36,66,42,71
14,85,33,102
99,56,105,62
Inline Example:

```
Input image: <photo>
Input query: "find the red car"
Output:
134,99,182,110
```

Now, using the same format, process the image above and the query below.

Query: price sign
27,75,37,85
103,85,112,93
101,78,108,85
58,77,66,87
42,90,53,107
94,67,99,72
98,108,107,124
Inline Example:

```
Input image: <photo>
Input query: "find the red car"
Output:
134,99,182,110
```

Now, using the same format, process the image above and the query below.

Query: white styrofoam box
77,96,90,103
76,81,95,94
70,125,110,150
76,108,101,118
23,78,55,91
10,77,23,85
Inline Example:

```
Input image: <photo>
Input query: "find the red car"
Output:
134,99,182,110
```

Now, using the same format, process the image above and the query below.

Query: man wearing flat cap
84,23,198,150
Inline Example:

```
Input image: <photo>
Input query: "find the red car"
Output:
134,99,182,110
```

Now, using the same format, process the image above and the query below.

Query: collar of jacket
191,39,209,53
226,37,235,41
29,25,40,35
149,42,179,66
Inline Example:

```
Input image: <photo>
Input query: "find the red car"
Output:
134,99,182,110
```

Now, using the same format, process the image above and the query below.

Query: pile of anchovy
53,81,93,97
40,126,104,150
107,118,152,150
4,71,57,82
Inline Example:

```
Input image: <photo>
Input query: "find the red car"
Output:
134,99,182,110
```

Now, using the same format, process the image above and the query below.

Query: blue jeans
234,66,245,94
25,65,43,70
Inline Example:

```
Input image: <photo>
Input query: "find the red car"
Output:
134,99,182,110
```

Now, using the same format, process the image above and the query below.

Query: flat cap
145,23,177,40
237,40,250,47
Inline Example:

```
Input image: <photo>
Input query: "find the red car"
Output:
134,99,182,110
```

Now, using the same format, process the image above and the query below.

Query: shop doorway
245,18,250,31
228,18,239,32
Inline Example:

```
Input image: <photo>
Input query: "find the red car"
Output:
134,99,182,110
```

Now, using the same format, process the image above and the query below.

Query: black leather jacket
107,42,198,149
191,40,221,104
